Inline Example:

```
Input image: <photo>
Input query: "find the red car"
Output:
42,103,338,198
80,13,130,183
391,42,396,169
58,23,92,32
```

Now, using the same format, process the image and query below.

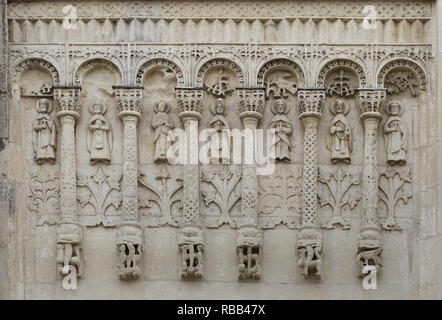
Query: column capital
113,85,143,119
236,86,265,121
297,88,325,120
358,88,387,121
175,87,204,121
53,86,81,120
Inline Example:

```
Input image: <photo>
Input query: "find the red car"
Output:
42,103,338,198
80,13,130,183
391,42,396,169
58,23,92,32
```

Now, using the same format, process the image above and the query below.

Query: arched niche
74,59,123,167
377,58,427,95
135,58,185,87
317,59,367,168
13,58,60,97
137,59,181,164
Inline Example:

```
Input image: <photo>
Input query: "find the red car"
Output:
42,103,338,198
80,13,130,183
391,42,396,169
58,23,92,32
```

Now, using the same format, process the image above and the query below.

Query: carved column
113,86,144,280
296,89,325,279
176,87,204,279
236,87,265,280
357,89,386,277
53,86,83,281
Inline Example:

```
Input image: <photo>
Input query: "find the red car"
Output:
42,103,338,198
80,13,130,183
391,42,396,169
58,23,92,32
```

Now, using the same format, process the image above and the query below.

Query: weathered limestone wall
2,0,441,299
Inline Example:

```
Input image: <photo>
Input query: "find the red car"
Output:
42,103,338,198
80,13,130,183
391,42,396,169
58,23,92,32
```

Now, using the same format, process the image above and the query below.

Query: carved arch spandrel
73,58,123,86
12,57,61,87
316,58,367,89
256,58,306,88
195,58,246,87
135,58,185,87
377,58,428,93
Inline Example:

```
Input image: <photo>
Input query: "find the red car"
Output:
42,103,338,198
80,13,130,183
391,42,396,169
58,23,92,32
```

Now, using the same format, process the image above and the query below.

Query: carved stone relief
28,168,60,226
33,98,56,164
326,99,352,164
77,166,122,227
152,101,175,163
258,165,302,229
318,165,361,230
201,165,241,229
268,99,293,163
383,101,407,165
87,102,113,164
378,166,412,231
138,166,183,228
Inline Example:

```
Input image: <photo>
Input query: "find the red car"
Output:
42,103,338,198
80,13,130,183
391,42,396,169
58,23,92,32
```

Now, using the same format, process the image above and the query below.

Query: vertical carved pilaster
296,89,325,279
53,86,83,281
236,87,265,280
176,87,204,279
357,89,386,277
113,86,143,280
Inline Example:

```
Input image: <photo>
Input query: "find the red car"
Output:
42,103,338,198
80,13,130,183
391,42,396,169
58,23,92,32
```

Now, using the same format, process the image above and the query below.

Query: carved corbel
53,86,83,283
357,89,387,277
236,87,265,280
175,87,205,279
296,88,325,279
113,86,144,280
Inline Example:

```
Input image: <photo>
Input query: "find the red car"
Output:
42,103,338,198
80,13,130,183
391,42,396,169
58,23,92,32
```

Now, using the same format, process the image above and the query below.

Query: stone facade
1,0,442,299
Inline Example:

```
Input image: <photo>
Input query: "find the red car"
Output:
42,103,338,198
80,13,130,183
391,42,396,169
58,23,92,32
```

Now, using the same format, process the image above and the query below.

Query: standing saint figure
269,99,292,163
152,101,175,162
384,101,407,164
208,98,230,164
327,99,352,163
33,98,56,164
87,103,112,164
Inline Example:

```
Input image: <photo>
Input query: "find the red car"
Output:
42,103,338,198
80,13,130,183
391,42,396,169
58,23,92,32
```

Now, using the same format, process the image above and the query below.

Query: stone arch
377,58,427,91
73,58,123,86
135,58,185,87
12,58,60,86
257,58,305,86
195,58,245,86
317,58,367,88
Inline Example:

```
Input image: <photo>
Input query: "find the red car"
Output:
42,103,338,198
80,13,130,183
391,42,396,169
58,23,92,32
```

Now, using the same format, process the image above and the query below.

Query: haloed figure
209,98,230,164
269,99,292,163
152,101,175,162
33,98,56,164
327,99,352,164
87,103,112,164
384,101,406,165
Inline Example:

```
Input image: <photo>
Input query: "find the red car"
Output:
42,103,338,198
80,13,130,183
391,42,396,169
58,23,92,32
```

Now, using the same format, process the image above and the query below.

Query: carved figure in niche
269,99,292,163
33,98,56,164
209,98,230,164
87,103,112,164
204,68,234,97
327,99,352,163
384,101,407,165
152,101,175,162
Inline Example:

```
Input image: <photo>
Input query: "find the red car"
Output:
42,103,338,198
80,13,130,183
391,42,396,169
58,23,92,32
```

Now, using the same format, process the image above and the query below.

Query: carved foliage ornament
325,69,356,97
28,168,60,226
378,59,426,91
318,59,366,88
